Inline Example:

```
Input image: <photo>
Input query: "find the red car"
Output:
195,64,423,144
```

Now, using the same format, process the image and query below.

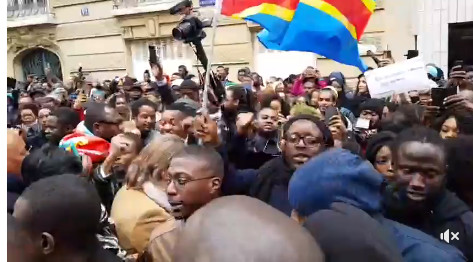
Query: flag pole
202,0,223,114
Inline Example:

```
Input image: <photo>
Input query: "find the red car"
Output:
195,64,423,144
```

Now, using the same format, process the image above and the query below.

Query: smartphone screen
431,88,446,107
445,86,457,98
324,106,339,125
149,45,158,64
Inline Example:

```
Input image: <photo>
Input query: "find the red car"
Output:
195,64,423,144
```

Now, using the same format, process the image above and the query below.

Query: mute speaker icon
440,229,451,243
440,229,460,243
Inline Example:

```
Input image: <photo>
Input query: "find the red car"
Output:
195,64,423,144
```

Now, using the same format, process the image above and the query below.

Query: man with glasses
143,145,224,262
59,103,122,166
223,114,334,216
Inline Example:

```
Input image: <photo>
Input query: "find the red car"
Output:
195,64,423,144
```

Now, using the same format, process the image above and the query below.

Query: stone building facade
7,0,438,83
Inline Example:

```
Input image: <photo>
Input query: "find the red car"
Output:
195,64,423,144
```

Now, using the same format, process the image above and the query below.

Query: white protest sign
364,57,430,98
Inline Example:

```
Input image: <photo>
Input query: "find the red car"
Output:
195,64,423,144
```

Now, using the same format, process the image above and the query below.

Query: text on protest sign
365,57,431,98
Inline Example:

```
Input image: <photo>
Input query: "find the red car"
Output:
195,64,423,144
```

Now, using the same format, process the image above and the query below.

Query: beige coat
111,186,174,255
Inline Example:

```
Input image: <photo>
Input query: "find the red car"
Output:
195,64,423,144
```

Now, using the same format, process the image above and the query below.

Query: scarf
249,156,293,203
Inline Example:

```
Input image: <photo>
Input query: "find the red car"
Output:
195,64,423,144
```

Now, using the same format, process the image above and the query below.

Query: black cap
179,79,200,90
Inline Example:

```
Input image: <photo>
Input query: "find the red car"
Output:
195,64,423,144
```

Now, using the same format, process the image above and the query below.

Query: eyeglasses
360,110,378,117
99,120,120,126
286,133,322,147
166,174,216,189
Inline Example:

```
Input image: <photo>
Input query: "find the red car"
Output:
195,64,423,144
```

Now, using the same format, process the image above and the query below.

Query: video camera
170,0,211,44
169,0,225,104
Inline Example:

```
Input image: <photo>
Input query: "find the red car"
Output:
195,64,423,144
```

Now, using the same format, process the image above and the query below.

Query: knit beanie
359,98,385,118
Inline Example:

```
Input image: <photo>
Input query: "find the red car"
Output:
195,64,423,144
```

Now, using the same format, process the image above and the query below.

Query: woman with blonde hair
111,134,185,257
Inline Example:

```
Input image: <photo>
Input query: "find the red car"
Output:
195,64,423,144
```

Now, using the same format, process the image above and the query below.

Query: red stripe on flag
221,0,299,16
324,0,373,39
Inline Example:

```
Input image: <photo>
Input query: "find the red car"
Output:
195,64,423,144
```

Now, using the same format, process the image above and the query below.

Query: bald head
173,196,324,262
7,129,27,176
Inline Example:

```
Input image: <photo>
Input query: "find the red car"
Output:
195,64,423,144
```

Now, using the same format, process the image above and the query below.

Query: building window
8,0,48,17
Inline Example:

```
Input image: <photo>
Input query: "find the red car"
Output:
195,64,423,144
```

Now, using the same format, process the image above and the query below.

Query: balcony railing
112,0,181,16
7,0,49,19
112,0,172,8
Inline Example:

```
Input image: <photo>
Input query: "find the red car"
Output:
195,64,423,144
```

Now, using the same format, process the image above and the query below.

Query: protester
8,50,473,262
260,92,291,117
7,130,28,214
60,103,121,165
383,127,473,260
446,136,473,210
434,110,473,139
304,202,403,262
44,107,81,145
217,84,251,149
355,74,370,98
365,131,396,183
140,145,224,261
173,196,324,262
93,133,143,212
223,114,333,215
13,175,122,261
20,144,83,187
130,98,159,145
111,134,184,256
178,65,188,79
318,88,337,114
158,102,196,140
18,144,124,258
38,107,51,127
289,148,466,262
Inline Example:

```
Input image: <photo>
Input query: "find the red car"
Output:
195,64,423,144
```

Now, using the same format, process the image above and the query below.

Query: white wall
416,0,473,72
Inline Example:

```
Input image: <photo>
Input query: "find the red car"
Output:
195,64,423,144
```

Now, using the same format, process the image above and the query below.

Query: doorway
448,21,473,70
21,48,62,81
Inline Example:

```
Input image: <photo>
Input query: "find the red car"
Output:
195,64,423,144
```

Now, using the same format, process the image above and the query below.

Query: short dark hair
216,65,225,70
283,114,334,147
226,85,246,101
20,103,39,117
130,98,158,118
392,126,445,159
84,102,109,132
108,92,130,108
173,145,224,178
166,102,197,117
227,85,254,113
51,107,81,128
21,144,83,187
18,174,101,250
260,93,290,116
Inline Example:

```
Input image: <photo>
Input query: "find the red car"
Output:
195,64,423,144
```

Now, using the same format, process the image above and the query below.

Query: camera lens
172,21,192,41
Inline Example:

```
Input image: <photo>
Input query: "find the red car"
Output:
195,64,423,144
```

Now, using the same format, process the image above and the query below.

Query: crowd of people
6,56,473,262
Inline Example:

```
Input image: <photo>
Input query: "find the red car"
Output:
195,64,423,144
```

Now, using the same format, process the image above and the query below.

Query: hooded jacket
304,202,403,262
289,149,466,262
384,187,473,261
